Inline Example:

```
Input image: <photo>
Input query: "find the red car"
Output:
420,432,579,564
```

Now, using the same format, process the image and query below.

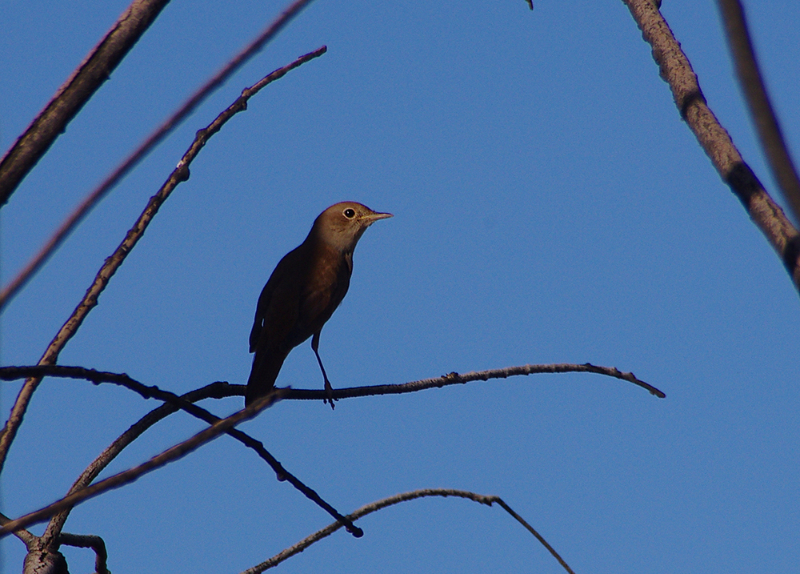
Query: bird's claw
323,379,337,410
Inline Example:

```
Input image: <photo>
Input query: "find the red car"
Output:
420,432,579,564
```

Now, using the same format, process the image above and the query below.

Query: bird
245,201,392,408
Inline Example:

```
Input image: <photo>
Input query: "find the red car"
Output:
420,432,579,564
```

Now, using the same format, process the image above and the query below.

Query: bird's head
313,201,392,252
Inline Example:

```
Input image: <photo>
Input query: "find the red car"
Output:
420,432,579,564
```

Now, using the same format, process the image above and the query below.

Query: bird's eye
343,208,356,219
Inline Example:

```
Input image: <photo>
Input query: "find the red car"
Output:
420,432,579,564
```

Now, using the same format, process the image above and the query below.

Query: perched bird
245,201,392,408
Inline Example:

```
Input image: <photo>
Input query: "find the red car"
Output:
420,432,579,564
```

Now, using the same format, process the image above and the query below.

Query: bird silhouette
245,201,392,408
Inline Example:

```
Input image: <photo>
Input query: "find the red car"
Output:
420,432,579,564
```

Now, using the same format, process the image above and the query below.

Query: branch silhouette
0,365,359,542
0,390,287,539
43,382,237,545
242,489,575,574
0,0,318,312
284,363,666,401
0,43,326,476
0,360,660,545
622,0,800,294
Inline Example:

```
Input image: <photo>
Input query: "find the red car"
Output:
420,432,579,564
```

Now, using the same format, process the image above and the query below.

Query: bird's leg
311,332,336,409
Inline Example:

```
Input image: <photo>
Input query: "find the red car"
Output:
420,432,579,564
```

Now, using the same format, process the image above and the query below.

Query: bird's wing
288,247,352,346
249,246,304,353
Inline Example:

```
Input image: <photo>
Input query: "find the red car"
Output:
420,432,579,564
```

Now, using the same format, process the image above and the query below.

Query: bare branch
0,511,35,547
716,0,800,225
43,382,236,542
0,391,285,539
243,489,574,574
0,0,171,207
0,365,358,541
0,359,655,543
0,0,318,312
285,363,666,401
622,0,800,294
58,533,109,574
0,43,325,476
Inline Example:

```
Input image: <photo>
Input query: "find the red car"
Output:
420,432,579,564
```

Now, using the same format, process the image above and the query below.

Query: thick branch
0,42,325,477
716,0,800,225
243,489,574,574
622,0,800,294
0,0,171,207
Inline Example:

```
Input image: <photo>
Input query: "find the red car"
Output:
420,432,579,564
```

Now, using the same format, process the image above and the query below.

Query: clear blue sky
2,1,798,572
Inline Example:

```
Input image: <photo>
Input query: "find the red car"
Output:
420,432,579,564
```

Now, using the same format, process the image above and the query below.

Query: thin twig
0,359,655,543
621,0,800,294
716,0,800,225
0,42,325,477
0,0,317,312
0,0,171,207
0,360,664,405
0,364,358,542
242,489,574,574
0,391,285,539
284,363,666,401
43,382,236,543
58,533,109,574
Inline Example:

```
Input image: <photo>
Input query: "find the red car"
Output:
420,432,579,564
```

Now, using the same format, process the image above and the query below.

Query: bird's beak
362,211,393,224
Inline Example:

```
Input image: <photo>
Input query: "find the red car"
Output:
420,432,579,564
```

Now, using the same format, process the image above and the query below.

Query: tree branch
622,0,800,294
716,0,800,226
284,362,666,401
0,359,657,544
242,489,574,574
0,511,35,547
0,365,358,542
0,0,171,207
42,382,236,543
0,0,319,312
0,391,286,539
58,533,109,574
0,43,325,477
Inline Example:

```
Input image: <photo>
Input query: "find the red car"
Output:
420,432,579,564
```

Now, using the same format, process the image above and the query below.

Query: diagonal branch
0,0,318,312
0,511,35,547
716,0,800,226
622,0,800,295
242,489,574,574
0,391,286,539
42,382,236,543
0,43,326,477
0,365,358,543
0,0,171,207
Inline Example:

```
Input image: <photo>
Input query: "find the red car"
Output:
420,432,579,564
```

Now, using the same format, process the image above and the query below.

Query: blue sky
2,1,799,572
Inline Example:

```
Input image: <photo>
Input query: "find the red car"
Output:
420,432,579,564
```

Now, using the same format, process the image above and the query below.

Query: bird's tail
245,348,288,406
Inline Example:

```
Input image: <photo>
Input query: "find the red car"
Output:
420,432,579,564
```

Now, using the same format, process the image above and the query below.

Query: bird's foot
323,379,337,410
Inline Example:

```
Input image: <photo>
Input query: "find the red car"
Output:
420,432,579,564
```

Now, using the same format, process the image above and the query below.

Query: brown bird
245,201,392,407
